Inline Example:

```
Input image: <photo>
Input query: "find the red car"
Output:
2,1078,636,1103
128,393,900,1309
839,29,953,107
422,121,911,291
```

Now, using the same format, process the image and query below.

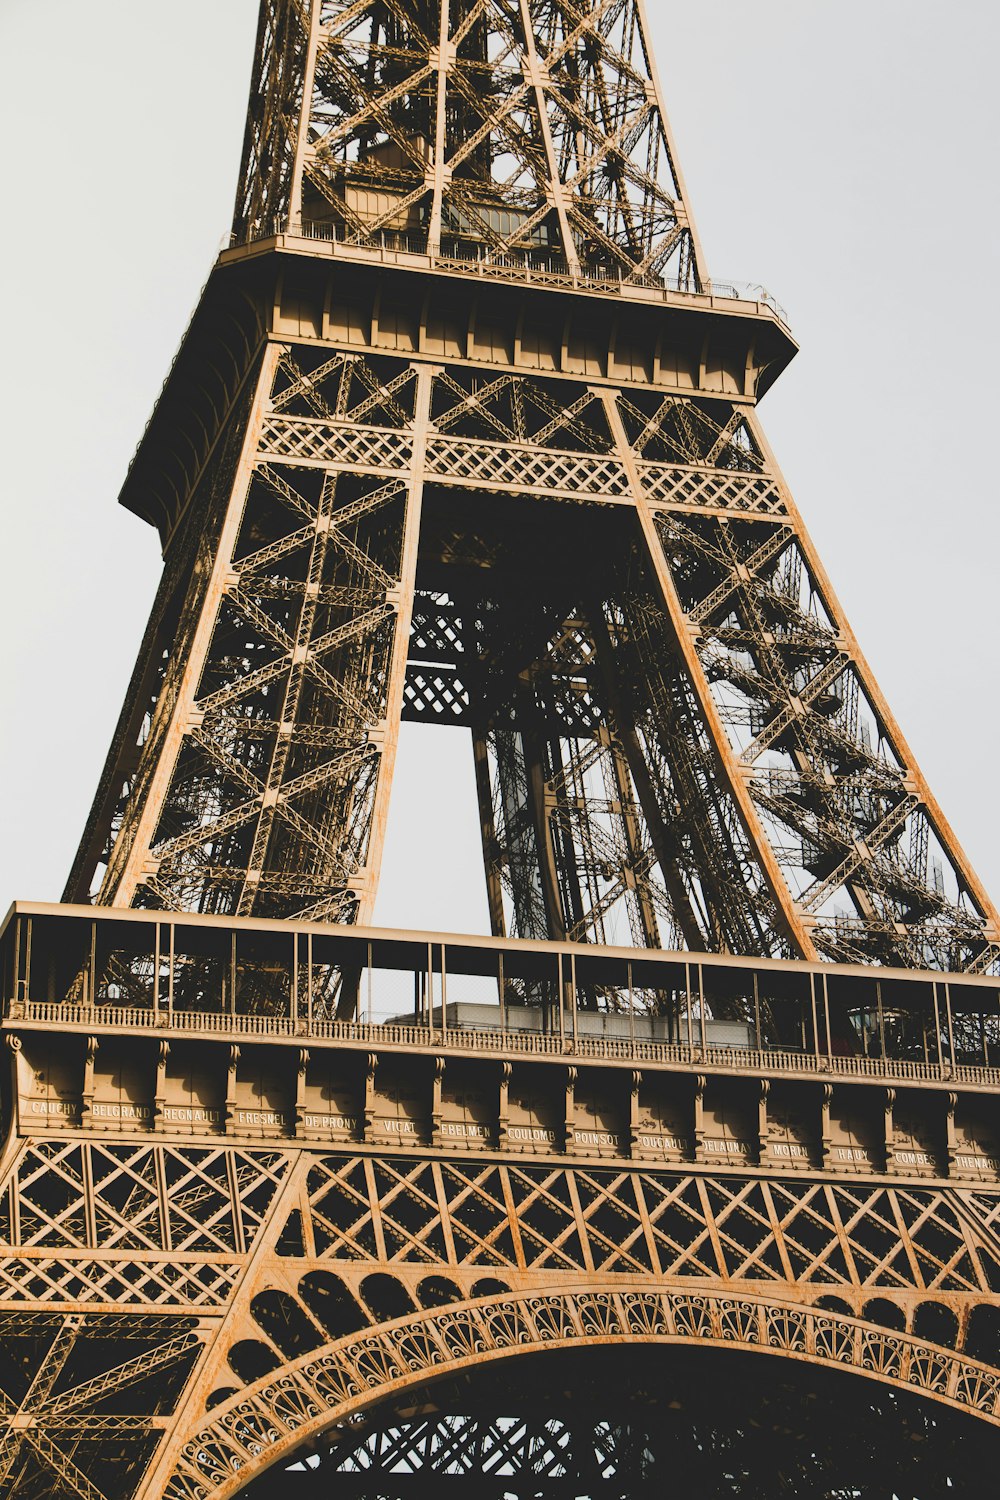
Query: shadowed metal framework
234,0,702,287
3,1,1000,1497
62,1,1000,975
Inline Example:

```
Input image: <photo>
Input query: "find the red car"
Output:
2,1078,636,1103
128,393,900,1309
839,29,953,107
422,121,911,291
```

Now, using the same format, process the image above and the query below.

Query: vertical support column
153,1042,169,1134
931,983,944,1069
294,1048,309,1137
355,363,439,924
628,1070,641,1157
515,0,582,279
945,1092,958,1176
100,344,283,908
563,1066,577,1153
426,0,451,255
692,1073,705,1160
524,726,568,942
598,388,816,961
747,409,1000,956
820,1083,833,1170
287,0,323,230
587,607,703,949
472,726,507,937
5,1036,23,1143
80,1037,97,1129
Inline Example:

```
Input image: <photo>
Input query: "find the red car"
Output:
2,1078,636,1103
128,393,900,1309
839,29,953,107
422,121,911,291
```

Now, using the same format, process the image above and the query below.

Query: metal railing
229,218,790,325
7,998,998,1090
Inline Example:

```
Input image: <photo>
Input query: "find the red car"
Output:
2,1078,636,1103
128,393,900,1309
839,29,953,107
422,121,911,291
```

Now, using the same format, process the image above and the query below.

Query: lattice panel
0,1142,288,1307
426,436,630,499
283,1155,997,1294
244,1356,1000,1500
649,507,1000,971
233,0,700,289
82,348,429,923
431,369,618,453
0,1312,202,1500
261,416,413,472
640,461,788,516
232,0,308,242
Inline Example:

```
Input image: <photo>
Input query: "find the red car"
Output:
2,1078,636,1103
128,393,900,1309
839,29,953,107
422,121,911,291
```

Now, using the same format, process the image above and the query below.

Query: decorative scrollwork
955,1363,1000,1412
860,1330,905,1378
620,1290,670,1338
766,1307,808,1353
718,1298,761,1345
164,1287,1000,1500
672,1294,713,1340
813,1315,855,1366
578,1291,623,1339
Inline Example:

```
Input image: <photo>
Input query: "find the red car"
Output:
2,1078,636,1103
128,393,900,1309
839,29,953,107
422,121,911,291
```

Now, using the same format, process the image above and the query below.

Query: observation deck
221,217,791,330
3,904,999,1184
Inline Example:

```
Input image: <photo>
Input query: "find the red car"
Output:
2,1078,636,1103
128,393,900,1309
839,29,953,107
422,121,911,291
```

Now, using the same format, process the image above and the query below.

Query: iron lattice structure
64,1,1000,975
3,1,1000,1497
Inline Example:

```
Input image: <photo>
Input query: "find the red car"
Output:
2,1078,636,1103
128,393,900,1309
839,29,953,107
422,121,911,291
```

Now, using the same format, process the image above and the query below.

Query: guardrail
7,998,998,1090
229,218,790,325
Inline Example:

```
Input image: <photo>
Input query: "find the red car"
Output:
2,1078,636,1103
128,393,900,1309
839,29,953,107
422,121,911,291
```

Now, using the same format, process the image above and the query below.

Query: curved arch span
162,1284,1000,1500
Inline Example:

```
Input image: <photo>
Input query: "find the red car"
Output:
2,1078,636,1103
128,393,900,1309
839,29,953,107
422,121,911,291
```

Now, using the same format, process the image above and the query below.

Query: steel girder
67,347,1000,972
232,0,701,290
3,1138,1000,1498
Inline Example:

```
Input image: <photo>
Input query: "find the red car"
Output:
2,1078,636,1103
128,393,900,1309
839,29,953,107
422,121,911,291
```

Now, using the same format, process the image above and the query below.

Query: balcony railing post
291,932,298,1028
230,932,237,1020
17,916,29,1004
167,924,175,1022
628,961,635,1051
84,920,95,1009
557,953,565,1048
441,945,448,1048
944,982,956,1064
427,941,434,1043
684,961,693,1051
499,952,506,1037
570,951,577,1050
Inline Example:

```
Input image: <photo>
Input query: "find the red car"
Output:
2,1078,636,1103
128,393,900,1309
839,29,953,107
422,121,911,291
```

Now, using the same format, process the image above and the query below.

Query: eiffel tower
3,2,1000,1496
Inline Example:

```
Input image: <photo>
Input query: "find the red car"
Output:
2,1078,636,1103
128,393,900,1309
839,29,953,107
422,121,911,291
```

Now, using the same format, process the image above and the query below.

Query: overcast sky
0,1,997,939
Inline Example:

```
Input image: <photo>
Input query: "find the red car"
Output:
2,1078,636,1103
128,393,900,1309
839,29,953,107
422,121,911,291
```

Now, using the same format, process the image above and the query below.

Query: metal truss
68,343,1000,970
2,1137,1000,1497
69,350,437,924
0,1310,200,1500
240,1349,999,1498
28,0,1000,1493
233,0,701,289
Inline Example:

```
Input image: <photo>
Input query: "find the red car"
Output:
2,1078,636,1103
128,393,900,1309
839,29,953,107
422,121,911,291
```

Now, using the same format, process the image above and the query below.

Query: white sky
0,1,997,939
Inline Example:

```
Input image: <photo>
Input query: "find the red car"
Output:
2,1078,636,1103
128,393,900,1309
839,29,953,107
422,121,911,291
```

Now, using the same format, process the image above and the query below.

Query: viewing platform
3,903,998,1182
221,217,792,329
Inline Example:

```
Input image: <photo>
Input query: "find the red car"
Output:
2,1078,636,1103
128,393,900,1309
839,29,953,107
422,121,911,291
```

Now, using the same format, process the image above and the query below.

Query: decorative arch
162,1285,1000,1499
